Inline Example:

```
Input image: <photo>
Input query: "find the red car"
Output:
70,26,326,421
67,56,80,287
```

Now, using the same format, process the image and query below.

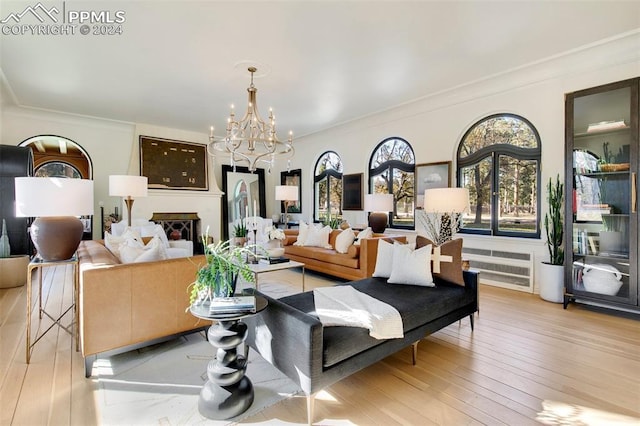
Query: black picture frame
280,169,302,213
342,173,363,210
139,136,209,190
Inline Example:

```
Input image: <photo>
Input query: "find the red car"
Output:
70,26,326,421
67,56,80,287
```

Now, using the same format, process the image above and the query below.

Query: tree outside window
314,151,343,222
369,138,415,228
457,114,541,237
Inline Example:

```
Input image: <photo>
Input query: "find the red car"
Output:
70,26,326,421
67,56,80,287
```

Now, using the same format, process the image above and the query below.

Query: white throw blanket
313,286,404,339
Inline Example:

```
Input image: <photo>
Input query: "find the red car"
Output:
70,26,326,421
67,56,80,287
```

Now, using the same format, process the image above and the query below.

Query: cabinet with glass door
564,77,638,312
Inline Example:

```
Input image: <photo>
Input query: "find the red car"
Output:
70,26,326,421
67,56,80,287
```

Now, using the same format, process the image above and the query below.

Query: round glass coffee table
189,295,268,420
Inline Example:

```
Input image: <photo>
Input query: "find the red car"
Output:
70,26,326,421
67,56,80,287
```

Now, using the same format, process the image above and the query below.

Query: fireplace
151,212,203,253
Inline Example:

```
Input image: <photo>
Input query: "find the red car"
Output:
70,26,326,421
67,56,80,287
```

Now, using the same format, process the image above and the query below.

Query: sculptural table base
199,318,254,420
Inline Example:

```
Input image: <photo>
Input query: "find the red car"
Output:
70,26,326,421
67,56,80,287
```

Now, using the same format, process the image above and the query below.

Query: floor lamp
109,175,148,226
14,177,94,261
275,185,299,224
364,193,394,233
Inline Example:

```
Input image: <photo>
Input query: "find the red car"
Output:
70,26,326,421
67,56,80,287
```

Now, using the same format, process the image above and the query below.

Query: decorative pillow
372,239,394,278
388,243,434,286
293,221,310,246
104,228,142,259
334,228,356,253
354,227,373,245
303,225,332,248
415,236,464,286
119,235,168,263
139,224,170,248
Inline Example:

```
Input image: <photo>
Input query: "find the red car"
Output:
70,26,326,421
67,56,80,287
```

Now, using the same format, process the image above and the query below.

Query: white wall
276,31,640,293
0,109,224,241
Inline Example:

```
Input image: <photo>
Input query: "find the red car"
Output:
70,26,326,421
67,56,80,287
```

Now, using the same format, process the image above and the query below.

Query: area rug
95,277,306,425
95,331,302,425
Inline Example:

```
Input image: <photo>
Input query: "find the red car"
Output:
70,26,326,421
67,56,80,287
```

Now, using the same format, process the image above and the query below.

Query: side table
26,255,79,363
189,295,268,420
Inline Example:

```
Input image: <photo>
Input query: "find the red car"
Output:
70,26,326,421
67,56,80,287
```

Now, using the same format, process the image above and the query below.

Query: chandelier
208,67,294,172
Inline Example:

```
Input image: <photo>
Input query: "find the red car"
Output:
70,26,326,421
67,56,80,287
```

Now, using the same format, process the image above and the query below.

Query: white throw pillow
119,235,168,263
354,227,373,246
388,243,434,286
303,225,332,248
335,228,356,253
104,228,142,259
293,221,310,246
139,224,170,248
372,239,394,278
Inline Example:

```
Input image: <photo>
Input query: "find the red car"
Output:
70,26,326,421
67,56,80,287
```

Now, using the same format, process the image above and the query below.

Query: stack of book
209,296,256,315
259,257,290,265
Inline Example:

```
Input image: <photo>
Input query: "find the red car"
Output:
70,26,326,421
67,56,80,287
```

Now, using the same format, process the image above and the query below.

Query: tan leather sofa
77,239,208,376
283,229,406,281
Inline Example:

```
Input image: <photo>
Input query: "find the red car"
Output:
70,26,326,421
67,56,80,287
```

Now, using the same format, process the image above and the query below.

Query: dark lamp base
31,216,84,261
368,212,388,234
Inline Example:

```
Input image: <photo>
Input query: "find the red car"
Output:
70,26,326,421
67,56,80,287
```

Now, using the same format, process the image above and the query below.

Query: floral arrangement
268,226,286,240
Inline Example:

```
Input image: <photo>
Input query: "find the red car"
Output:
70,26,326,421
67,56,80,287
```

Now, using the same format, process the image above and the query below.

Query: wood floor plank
1,266,639,425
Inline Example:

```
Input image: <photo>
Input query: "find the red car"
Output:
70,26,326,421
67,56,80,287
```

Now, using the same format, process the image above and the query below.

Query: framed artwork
139,136,208,190
415,161,452,208
342,173,363,210
280,169,302,213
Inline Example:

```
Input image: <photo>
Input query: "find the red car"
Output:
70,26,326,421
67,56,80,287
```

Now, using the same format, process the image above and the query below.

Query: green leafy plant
188,238,255,306
544,175,564,266
320,213,342,229
233,221,248,238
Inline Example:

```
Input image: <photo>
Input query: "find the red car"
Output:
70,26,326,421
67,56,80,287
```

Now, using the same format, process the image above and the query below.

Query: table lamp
275,185,299,223
14,177,94,261
109,175,148,226
423,187,470,244
364,193,394,233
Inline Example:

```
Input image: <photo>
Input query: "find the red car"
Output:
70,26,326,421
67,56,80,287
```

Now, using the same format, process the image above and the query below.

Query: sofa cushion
119,235,168,263
279,277,474,367
353,227,373,245
285,245,359,268
415,236,464,286
303,225,332,248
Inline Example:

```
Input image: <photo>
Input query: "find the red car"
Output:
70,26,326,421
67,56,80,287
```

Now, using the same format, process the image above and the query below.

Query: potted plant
265,226,286,257
539,174,565,303
188,238,255,306
232,221,248,246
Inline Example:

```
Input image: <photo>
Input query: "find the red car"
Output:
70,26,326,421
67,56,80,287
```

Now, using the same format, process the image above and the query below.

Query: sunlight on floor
537,400,640,425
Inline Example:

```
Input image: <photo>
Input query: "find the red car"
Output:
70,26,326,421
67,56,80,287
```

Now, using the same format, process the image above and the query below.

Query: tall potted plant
539,174,565,303
189,238,256,306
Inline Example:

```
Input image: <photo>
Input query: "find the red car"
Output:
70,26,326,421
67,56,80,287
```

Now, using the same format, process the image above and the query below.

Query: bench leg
306,392,317,425
469,314,475,331
84,355,96,378
411,341,419,366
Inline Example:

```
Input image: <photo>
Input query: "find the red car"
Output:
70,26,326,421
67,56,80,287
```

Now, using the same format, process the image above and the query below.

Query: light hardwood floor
1,265,639,425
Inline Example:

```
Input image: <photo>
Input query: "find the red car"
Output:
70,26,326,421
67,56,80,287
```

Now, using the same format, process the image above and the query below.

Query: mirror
280,169,302,213
222,165,266,240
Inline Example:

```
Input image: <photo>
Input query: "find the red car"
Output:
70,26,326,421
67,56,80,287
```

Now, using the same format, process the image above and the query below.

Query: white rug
95,277,308,425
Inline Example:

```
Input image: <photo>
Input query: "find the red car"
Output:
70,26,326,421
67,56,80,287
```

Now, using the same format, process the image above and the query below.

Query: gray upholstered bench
244,270,479,424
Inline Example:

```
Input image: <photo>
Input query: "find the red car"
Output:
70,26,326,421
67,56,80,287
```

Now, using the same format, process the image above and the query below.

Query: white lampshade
364,193,394,212
275,185,299,201
424,188,470,213
109,175,148,197
15,177,94,217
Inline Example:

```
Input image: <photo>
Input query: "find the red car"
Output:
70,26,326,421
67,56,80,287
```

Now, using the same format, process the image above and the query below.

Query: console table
189,295,268,420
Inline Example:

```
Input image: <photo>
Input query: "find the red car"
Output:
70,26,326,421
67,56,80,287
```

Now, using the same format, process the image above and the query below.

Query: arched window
457,113,541,238
368,137,415,229
314,151,343,222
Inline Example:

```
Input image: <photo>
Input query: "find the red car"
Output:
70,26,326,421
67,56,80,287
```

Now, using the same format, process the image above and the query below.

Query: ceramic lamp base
368,212,388,233
31,216,84,261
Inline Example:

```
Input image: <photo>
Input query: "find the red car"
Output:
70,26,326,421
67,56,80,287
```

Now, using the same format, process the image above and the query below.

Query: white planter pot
539,262,564,303
0,255,29,288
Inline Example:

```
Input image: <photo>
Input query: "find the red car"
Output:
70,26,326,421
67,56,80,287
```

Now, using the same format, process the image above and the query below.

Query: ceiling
1,1,639,139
